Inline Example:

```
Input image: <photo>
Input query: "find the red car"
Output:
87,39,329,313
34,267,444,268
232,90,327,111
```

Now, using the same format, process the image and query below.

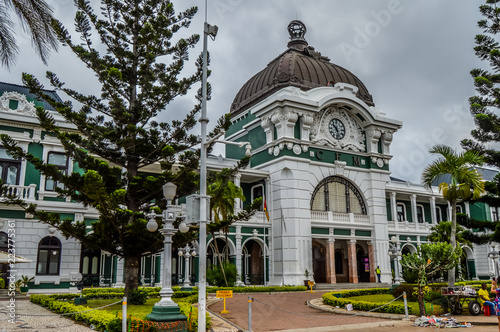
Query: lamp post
388,235,401,285
488,243,500,277
146,183,186,323
198,1,218,331
178,244,196,291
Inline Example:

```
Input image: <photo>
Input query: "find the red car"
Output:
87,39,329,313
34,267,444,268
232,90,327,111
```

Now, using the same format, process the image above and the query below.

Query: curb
308,298,498,326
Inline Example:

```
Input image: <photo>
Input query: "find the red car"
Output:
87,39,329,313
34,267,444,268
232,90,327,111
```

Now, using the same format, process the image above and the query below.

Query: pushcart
441,287,481,316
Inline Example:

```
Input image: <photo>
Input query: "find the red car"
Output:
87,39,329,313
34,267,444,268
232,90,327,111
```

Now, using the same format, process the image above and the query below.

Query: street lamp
178,244,196,291
388,235,401,284
488,243,500,277
146,182,186,323
198,1,218,330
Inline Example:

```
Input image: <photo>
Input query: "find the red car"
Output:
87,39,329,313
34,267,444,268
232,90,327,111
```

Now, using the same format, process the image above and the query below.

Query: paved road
208,291,387,331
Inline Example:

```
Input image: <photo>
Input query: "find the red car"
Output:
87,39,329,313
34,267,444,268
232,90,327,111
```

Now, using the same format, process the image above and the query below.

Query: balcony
310,211,370,225
387,220,433,233
2,184,36,201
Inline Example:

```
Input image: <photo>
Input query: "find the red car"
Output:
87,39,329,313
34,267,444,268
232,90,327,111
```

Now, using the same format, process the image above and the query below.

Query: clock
329,118,345,140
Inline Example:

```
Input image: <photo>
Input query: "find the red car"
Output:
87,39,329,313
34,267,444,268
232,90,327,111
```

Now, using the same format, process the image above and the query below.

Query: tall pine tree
460,0,500,243
0,0,228,294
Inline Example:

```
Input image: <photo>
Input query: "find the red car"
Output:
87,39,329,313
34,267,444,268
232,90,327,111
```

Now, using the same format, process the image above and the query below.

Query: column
464,202,470,217
430,197,437,224
325,239,336,284
347,240,358,283
368,241,376,283
234,173,242,214
448,203,452,222
410,194,417,223
390,192,397,222
235,225,244,286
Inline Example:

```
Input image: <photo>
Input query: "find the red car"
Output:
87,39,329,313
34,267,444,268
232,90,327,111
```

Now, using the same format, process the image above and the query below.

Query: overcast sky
0,0,488,183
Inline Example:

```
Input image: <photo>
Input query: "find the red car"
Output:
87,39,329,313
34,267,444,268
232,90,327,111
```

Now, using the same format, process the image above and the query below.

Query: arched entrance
312,241,326,283
334,249,348,282
242,240,263,285
461,246,476,280
356,246,370,282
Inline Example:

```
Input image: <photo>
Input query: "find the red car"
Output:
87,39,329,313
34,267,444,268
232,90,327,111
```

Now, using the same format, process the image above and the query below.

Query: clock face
329,118,345,140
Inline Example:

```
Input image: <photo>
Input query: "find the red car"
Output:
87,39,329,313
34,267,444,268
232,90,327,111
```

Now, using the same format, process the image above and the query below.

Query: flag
264,200,270,222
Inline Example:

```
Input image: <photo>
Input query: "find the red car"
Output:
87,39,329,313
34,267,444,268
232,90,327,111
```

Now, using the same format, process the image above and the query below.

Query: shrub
322,292,408,314
0,277,5,289
393,284,417,302
127,289,148,305
207,262,238,287
402,269,418,283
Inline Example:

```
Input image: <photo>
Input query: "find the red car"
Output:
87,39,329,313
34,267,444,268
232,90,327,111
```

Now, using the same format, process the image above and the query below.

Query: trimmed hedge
31,295,116,331
30,293,204,332
322,288,409,315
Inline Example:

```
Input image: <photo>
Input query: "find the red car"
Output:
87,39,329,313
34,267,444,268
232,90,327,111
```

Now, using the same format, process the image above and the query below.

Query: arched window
37,236,61,275
311,176,366,214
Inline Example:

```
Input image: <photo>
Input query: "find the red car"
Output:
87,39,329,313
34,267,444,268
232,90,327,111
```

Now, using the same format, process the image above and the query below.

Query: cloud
0,0,489,182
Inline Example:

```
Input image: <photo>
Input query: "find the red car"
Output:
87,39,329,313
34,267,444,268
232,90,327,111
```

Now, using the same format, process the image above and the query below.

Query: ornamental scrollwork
310,106,365,152
0,91,37,116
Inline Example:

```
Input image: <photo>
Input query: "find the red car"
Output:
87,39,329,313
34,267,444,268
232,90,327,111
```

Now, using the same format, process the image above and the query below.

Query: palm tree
422,144,485,286
207,179,245,286
0,0,58,69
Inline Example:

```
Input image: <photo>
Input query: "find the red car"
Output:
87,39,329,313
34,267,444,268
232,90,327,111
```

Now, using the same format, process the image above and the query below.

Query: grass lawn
85,298,163,320
348,294,442,315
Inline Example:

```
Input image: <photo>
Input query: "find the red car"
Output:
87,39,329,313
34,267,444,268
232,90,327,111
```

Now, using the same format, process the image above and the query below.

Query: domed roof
230,21,374,117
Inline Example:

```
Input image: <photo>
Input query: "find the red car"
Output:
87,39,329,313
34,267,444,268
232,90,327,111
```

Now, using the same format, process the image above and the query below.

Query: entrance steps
314,282,391,290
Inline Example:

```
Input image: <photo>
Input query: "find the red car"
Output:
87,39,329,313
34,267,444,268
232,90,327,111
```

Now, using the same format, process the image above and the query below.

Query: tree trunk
124,255,141,296
418,285,426,317
448,201,457,287
211,232,228,287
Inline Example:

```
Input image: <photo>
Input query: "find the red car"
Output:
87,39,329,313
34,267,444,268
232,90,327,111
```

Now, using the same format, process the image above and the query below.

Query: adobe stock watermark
339,0,408,63
395,101,472,179
212,0,244,21
6,219,16,324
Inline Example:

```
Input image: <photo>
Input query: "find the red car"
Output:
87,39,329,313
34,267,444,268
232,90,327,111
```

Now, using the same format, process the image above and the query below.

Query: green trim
354,230,371,237
312,227,329,235
43,197,65,202
0,125,32,136
334,229,350,236
25,143,42,191
28,282,72,289
226,112,256,136
0,209,25,219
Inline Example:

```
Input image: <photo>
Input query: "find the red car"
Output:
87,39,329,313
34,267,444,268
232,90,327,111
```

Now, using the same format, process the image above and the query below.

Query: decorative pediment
310,106,365,152
0,92,36,116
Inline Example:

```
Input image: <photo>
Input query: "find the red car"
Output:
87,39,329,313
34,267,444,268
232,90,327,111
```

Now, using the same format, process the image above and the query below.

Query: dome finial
287,20,308,50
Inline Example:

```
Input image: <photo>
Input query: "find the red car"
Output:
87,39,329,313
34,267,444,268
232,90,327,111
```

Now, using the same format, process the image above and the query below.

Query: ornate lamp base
146,304,187,322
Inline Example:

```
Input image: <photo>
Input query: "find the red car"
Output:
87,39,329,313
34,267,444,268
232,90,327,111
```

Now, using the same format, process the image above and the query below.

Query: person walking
491,277,500,331
376,266,381,283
